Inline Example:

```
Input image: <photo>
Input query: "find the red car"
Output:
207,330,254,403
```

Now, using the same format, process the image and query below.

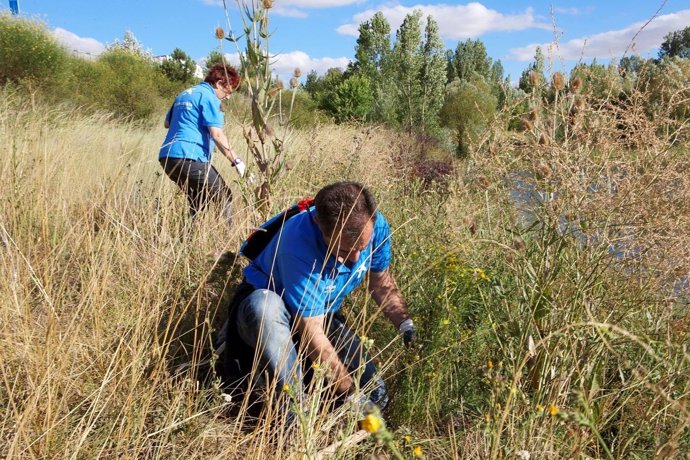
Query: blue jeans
234,289,388,409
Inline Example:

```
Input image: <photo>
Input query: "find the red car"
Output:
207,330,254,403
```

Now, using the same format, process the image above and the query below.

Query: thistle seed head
552,72,565,91
512,236,526,251
215,27,225,40
529,71,539,88
289,77,299,88
262,0,273,9
293,68,302,78
535,161,552,178
477,175,490,189
570,77,583,92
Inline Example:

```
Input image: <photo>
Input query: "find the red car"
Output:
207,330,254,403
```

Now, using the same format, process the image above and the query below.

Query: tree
419,15,447,134
108,31,151,60
352,11,393,122
353,11,390,78
453,38,492,82
391,10,424,132
204,49,224,72
440,73,497,157
322,73,373,123
659,26,690,59
160,48,197,85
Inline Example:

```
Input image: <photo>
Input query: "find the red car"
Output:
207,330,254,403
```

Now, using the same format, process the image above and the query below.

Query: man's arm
368,269,409,328
294,315,353,394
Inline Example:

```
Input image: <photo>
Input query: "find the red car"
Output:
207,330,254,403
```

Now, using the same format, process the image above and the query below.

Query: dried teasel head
293,68,302,78
535,161,552,178
477,175,490,189
521,118,534,131
528,107,539,122
552,72,565,91
289,77,299,88
512,236,526,251
529,71,539,88
570,77,583,93
538,133,549,145
215,27,225,40
262,0,273,9
488,143,497,155
463,217,478,235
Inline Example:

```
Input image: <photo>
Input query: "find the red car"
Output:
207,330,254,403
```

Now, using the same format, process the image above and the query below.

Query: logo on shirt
323,282,336,295
354,262,368,279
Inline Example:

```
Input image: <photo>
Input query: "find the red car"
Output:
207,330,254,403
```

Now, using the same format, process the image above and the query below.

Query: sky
4,0,690,83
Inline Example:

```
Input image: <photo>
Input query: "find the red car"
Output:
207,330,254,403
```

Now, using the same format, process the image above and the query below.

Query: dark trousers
159,157,232,219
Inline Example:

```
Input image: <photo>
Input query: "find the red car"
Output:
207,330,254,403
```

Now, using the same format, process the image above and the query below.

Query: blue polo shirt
243,208,392,318
159,82,224,162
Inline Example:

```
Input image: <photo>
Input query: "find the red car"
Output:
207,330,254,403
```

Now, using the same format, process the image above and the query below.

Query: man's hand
398,319,417,348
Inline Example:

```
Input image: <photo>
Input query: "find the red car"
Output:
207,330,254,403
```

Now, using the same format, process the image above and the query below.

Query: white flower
517,450,530,460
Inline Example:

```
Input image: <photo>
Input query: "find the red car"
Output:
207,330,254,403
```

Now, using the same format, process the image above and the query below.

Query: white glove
233,158,246,177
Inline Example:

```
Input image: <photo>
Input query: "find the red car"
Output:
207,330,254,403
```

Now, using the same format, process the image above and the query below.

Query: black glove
399,319,417,348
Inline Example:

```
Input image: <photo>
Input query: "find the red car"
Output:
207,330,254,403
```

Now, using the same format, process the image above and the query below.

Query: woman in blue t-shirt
159,63,246,223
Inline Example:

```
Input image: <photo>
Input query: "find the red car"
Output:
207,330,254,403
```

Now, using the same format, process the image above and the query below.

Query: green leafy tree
440,73,497,157
108,31,151,60
322,73,374,123
452,38,492,82
659,26,690,59
419,15,447,134
204,49,224,72
391,10,424,132
160,48,197,85
352,11,394,122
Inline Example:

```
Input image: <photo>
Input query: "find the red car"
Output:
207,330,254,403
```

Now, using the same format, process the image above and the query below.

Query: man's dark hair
204,62,241,90
315,181,377,241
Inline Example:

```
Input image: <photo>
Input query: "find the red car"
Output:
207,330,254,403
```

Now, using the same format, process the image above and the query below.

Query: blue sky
5,0,690,83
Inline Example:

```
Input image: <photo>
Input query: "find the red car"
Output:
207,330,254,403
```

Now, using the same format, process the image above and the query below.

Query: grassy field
0,82,689,459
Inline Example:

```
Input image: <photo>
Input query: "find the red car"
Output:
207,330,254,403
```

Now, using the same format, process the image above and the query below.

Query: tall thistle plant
217,0,300,215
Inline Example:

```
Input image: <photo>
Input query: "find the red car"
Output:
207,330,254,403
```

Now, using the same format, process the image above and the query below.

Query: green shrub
0,13,69,88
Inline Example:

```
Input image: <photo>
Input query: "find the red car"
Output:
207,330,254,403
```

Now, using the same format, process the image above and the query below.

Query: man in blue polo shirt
159,62,246,222
224,181,416,410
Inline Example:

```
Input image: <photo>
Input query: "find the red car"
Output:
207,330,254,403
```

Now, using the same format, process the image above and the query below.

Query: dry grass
1,71,689,459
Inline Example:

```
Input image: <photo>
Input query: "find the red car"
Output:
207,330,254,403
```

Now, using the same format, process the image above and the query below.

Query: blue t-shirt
243,208,392,318
159,82,224,162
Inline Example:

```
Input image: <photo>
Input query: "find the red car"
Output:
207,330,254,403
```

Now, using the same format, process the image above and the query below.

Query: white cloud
554,7,581,15
272,7,308,18
507,8,690,61
270,51,350,78
52,27,105,57
200,51,349,80
337,3,549,39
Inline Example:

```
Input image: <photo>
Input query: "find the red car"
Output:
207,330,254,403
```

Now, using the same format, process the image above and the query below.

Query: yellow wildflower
442,319,450,326
311,362,320,370
536,404,544,413
360,414,382,433
282,384,290,393
487,360,494,369
413,446,423,457
548,404,559,416
404,435,412,442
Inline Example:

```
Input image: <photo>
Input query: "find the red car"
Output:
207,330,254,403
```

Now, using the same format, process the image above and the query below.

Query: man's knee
236,289,290,335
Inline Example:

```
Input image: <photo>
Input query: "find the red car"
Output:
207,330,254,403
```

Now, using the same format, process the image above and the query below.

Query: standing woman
159,62,246,223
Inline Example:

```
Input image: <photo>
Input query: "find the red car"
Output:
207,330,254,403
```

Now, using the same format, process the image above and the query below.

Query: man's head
314,182,377,264
204,63,241,99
